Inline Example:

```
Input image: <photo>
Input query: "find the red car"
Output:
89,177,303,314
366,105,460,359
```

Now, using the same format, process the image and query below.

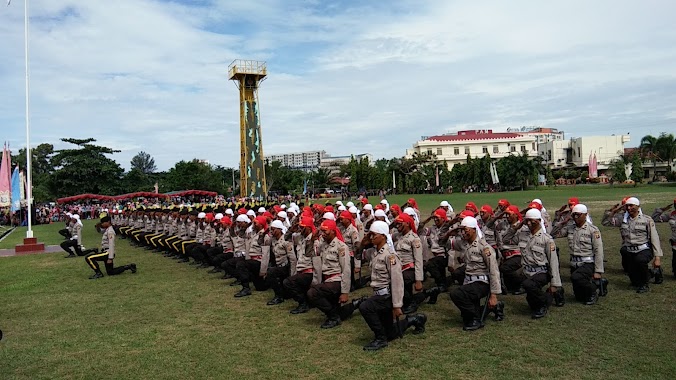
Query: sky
1,0,675,171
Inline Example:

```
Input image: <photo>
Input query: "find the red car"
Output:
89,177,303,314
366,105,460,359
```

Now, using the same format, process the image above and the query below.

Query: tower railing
228,60,267,79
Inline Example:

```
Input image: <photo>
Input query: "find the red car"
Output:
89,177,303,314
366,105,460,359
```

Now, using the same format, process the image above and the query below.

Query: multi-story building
538,135,630,169
406,129,537,169
507,126,565,144
267,150,326,172
320,153,374,174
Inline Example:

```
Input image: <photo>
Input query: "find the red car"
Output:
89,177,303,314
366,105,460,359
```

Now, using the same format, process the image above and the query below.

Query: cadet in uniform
651,198,676,279
234,216,272,297
359,221,427,351
448,216,502,330
61,214,83,258
222,215,252,282
520,209,562,318
419,208,451,290
551,204,605,304
338,210,363,290
85,216,137,279
284,216,321,314
59,213,73,239
606,197,663,293
264,220,296,305
489,205,526,294
306,219,351,329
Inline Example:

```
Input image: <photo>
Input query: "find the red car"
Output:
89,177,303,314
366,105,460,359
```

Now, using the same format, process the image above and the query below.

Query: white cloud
1,0,675,172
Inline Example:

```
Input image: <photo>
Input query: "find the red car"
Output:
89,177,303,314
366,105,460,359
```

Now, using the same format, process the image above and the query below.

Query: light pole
23,0,34,238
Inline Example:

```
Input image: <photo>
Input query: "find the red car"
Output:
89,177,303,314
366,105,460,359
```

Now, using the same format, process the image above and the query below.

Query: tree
49,138,124,197
311,168,333,189
630,153,644,185
639,134,659,181
608,158,627,183
130,151,157,175
655,133,676,172
161,159,224,193
11,143,55,202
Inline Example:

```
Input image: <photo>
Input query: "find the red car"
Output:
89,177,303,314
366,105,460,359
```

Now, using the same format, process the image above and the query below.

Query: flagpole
24,0,34,238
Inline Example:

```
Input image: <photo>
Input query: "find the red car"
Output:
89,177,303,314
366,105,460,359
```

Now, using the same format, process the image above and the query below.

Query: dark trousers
402,269,428,308
672,243,675,275
570,263,596,301
206,248,229,266
424,255,447,287
450,281,489,322
58,228,71,239
189,244,209,261
450,265,466,286
360,294,409,341
283,272,314,304
84,251,129,275
307,281,341,319
60,239,83,256
500,255,524,292
236,259,267,290
522,272,550,310
266,265,290,297
621,247,653,286
222,256,245,277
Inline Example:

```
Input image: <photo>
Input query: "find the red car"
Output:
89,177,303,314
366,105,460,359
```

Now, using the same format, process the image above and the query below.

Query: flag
588,152,593,178
0,143,11,207
435,166,440,187
303,179,307,195
490,161,500,184
11,165,20,211
592,153,598,178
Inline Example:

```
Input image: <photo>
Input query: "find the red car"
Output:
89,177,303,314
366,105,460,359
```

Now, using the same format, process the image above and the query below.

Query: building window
493,145,498,153
454,147,459,155
520,144,526,152
427,149,432,155
436,148,442,156
577,147,581,157
464,146,470,154
532,142,536,151
510,145,516,152
482,146,488,154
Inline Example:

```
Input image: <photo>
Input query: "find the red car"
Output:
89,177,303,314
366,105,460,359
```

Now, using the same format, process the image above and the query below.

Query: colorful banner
0,143,11,207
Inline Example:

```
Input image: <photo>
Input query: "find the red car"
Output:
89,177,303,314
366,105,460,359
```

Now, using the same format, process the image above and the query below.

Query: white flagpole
24,0,34,238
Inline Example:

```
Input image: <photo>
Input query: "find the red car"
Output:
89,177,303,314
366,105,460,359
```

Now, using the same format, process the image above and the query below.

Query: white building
320,153,374,174
406,129,537,169
267,150,326,172
538,135,631,169
507,127,565,144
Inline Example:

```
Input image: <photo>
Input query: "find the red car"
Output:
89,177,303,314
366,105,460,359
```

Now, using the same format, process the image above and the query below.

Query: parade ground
1,186,675,380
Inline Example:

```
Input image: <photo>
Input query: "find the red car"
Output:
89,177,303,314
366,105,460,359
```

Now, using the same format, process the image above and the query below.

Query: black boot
266,296,284,306
352,296,368,310
128,263,137,274
64,253,76,258
531,306,548,319
636,284,649,294
406,313,427,335
189,260,202,266
492,301,505,321
320,316,341,329
402,303,418,315
222,273,234,280
463,318,484,331
89,272,104,280
290,302,310,314
512,287,526,295
584,293,597,305
229,280,241,286
363,337,388,351
425,286,443,305
208,267,223,274
234,287,252,298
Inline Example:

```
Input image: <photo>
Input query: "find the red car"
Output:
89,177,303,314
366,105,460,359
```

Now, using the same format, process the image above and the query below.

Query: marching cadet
61,214,84,258
306,219,351,329
263,220,297,305
394,213,442,314
520,209,562,318
284,216,321,314
606,197,663,293
447,216,502,331
233,216,271,297
222,215,252,282
530,199,552,233
651,198,676,279
359,221,427,351
551,204,605,304
419,208,451,290
85,216,136,279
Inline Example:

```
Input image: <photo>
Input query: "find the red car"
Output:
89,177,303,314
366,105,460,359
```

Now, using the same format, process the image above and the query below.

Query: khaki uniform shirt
651,208,676,242
71,223,82,246
101,225,116,260
521,229,562,287
342,224,360,256
247,230,271,261
369,244,405,308
318,237,351,294
261,236,296,275
478,218,497,247
232,227,250,256
617,213,663,256
601,211,624,227
552,222,604,273
395,230,424,281
450,236,501,294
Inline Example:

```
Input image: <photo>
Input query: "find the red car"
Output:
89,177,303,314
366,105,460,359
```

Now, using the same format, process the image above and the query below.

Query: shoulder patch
389,254,396,265
338,245,346,256
550,242,556,252
593,231,600,240
483,246,491,256
414,239,421,249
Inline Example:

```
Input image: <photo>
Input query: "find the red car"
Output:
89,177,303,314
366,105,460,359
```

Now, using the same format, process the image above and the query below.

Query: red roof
425,130,522,142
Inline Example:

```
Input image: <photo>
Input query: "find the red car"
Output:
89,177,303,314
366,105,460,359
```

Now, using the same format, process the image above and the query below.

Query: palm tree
639,134,659,180
311,168,333,189
656,133,676,172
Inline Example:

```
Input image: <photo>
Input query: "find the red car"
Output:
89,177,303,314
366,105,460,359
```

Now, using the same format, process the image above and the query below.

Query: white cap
348,206,359,214
258,207,266,213
336,201,343,206
571,204,588,214
215,213,224,220
225,209,234,215
460,216,478,229
290,202,298,208
278,211,287,219
625,197,640,206
236,215,251,223
72,214,80,220
280,204,287,209
374,209,387,218
369,220,389,235
270,220,285,230
66,212,72,217
338,205,347,211
440,201,450,207
532,199,543,205
363,204,373,211
287,207,297,215
246,210,256,217
380,199,389,204
346,202,355,208
525,209,542,220
322,212,336,221
403,207,416,217
197,212,206,219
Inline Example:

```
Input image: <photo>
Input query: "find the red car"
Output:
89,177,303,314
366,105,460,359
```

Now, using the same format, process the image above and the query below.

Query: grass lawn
1,185,675,380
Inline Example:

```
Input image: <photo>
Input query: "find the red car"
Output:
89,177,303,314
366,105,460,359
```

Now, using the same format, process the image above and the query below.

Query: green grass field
1,185,675,380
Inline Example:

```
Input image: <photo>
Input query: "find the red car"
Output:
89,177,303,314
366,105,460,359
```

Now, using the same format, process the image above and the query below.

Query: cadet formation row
57,196,675,351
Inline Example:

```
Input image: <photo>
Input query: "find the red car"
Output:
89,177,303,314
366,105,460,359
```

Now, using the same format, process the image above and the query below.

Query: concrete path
0,245,63,258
